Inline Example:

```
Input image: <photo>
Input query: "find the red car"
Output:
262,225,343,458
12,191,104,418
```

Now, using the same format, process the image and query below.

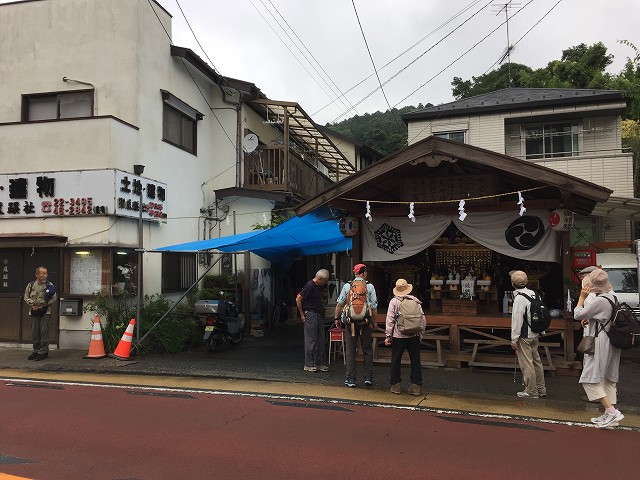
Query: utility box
59,298,83,316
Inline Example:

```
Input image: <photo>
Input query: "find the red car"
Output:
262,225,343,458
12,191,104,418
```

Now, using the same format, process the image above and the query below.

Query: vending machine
570,246,597,286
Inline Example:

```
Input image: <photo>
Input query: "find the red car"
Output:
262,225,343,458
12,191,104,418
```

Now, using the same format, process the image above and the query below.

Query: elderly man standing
23,266,57,361
296,269,330,372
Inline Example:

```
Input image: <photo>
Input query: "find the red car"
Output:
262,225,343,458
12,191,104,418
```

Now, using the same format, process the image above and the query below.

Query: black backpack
600,295,640,350
517,292,551,333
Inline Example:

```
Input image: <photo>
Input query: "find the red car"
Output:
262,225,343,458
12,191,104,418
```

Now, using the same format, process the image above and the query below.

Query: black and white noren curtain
362,210,558,263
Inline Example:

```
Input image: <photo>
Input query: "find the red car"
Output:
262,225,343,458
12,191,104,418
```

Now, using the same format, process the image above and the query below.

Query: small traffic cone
84,315,106,359
110,318,136,361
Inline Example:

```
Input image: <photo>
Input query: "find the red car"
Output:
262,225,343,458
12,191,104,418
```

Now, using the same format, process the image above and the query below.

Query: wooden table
372,312,581,374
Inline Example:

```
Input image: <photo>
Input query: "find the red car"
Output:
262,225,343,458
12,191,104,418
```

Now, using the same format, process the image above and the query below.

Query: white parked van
596,252,640,310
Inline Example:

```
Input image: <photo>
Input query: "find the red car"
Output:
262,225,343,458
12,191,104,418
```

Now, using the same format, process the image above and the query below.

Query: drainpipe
218,85,242,187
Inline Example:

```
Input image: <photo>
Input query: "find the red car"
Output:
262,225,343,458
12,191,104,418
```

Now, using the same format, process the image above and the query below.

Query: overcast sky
4,0,638,125
164,0,638,125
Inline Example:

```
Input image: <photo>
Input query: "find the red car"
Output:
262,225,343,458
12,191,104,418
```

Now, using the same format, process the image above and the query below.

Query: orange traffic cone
110,318,136,361
84,315,106,359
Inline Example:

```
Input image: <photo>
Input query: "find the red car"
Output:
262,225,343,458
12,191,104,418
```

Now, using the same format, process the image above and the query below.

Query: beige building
403,88,636,243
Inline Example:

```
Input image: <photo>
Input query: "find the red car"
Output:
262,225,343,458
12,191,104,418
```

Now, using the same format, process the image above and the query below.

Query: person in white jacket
384,279,426,396
573,268,624,428
510,270,546,398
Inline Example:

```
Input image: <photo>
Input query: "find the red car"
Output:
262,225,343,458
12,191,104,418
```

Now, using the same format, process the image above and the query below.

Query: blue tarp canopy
154,208,351,266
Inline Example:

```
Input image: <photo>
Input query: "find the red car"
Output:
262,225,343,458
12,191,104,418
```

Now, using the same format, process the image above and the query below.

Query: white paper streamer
408,202,415,222
517,191,526,216
365,201,372,221
458,199,467,221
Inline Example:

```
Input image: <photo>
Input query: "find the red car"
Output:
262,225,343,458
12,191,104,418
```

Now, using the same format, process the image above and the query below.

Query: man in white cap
510,270,546,398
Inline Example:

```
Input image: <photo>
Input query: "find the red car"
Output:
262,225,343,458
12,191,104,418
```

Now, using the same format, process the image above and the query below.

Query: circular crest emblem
505,216,545,250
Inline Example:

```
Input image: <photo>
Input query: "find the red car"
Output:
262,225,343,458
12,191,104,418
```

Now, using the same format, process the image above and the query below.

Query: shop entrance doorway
0,248,60,345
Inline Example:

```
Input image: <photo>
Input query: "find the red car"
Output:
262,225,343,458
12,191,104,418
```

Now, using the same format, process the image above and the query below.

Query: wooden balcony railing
244,146,334,198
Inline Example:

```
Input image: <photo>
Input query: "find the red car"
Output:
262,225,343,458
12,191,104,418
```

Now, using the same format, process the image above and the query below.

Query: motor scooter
194,299,245,352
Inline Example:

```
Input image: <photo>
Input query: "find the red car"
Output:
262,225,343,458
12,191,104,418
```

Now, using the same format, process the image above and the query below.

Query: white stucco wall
0,0,283,348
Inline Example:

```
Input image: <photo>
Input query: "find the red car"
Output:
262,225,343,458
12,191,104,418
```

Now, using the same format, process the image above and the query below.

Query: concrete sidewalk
1,323,639,428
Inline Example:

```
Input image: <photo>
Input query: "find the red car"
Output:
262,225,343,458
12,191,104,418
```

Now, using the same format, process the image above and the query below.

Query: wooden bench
463,338,561,374
371,331,448,367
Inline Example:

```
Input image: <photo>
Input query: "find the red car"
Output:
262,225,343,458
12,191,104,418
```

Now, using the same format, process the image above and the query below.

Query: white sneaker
303,366,318,372
595,410,624,428
591,412,608,424
517,391,539,398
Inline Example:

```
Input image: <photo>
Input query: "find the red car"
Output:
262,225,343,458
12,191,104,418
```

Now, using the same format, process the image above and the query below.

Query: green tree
452,62,533,99
328,105,427,156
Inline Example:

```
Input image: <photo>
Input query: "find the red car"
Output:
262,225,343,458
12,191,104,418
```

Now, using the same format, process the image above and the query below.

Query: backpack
343,279,370,323
394,297,424,335
517,292,551,333
600,295,640,350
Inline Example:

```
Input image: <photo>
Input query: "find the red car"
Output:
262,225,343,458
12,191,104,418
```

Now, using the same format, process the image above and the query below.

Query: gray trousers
516,337,545,394
344,322,374,381
303,311,326,367
31,314,50,354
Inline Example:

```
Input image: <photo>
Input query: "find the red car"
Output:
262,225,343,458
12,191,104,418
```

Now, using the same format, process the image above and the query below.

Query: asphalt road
0,377,638,480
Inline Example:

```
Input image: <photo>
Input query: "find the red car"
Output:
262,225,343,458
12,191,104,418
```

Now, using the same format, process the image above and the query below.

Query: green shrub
202,274,233,289
139,294,194,354
85,292,195,355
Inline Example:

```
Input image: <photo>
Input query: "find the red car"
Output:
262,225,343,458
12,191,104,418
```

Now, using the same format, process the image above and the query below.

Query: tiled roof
402,88,624,121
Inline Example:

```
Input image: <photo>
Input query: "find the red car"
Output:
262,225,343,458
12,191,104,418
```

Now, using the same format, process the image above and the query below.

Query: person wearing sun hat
510,270,547,399
334,263,378,388
574,268,624,428
384,278,426,396
578,265,597,288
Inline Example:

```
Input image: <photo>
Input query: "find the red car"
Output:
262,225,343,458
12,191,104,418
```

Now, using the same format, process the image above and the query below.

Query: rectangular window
524,123,579,159
435,131,465,143
161,90,202,155
161,252,197,293
23,90,93,121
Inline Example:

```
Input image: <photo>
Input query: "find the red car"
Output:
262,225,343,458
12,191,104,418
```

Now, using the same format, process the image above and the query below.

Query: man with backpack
573,268,624,428
334,264,378,388
384,278,426,396
510,270,547,398
23,266,57,361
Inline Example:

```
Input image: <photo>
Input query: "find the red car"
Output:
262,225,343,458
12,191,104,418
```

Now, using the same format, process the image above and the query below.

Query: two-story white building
402,88,636,243
0,0,359,349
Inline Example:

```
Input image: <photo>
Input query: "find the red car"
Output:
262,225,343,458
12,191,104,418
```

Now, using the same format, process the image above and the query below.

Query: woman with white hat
384,278,426,396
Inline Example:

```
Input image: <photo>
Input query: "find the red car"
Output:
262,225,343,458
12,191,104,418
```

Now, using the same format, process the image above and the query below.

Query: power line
331,0,494,123
394,0,533,111
312,0,486,118
175,0,220,74
263,0,359,116
351,0,392,112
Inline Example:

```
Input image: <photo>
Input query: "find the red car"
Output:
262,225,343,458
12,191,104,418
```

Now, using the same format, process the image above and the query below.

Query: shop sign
0,170,167,222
